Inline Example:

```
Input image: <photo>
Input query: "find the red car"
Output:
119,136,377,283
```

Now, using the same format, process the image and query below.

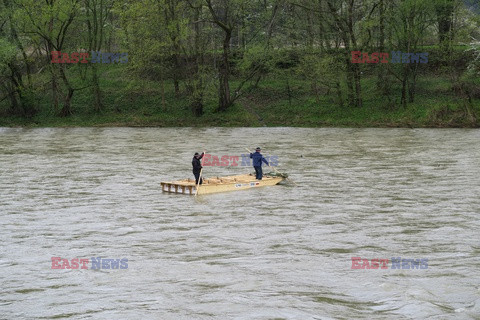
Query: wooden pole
194,168,203,197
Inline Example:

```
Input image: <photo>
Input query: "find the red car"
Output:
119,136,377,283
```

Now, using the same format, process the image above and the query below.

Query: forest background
0,0,479,127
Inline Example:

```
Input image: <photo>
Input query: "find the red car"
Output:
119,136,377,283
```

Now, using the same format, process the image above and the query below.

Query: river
0,127,479,319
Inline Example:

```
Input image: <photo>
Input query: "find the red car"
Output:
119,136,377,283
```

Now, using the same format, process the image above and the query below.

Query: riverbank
1,64,478,128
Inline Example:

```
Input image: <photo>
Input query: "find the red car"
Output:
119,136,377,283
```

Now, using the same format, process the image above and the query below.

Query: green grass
0,63,478,128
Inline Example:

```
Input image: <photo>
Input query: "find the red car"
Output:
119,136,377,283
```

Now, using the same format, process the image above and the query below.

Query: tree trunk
171,39,181,97
336,80,343,108
86,0,105,113
376,0,390,100
218,28,232,112
92,65,103,112
353,64,362,107
306,9,314,49
49,60,60,113
266,2,280,48
408,64,418,103
3,0,32,87
347,1,362,107
401,69,407,109
344,47,355,107
436,0,454,48
326,0,356,108
60,88,75,117
312,80,320,105
58,65,74,116
6,82,20,115
160,76,166,111
192,96,203,117
188,3,204,117
173,73,180,96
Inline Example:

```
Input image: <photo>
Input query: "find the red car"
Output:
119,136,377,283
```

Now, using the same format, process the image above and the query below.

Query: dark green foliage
0,0,479,127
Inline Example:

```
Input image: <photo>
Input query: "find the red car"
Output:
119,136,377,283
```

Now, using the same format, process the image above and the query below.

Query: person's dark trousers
194,172,203,185
254,166,263,180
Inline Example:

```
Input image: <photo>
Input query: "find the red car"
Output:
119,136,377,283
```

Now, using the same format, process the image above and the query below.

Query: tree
84,0,117,112
204,0,235,111
325,0,364,108
0,0,35,116
15,0,81,116
204,0,273,112
387,0,435,108
117,0,188,111
436,0,455,49
0,38,22,114
183,0,210,116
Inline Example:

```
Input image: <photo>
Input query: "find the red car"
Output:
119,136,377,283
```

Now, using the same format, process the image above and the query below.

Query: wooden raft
161,173,284,195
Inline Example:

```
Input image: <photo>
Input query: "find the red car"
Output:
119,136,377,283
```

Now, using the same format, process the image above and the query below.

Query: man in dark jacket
250,147,269,180
192,152,204,185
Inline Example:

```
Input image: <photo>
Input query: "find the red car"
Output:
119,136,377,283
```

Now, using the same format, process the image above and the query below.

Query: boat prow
161,173,285,195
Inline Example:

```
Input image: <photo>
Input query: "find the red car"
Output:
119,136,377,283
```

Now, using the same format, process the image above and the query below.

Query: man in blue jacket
250,147,269,180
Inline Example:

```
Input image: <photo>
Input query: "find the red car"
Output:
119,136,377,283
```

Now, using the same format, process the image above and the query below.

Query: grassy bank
0,63,478,128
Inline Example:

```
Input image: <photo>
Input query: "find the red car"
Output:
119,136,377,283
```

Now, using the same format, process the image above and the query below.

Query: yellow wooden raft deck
161,173,284,195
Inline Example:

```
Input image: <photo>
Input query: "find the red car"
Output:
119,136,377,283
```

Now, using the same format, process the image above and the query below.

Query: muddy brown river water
0,127,479,319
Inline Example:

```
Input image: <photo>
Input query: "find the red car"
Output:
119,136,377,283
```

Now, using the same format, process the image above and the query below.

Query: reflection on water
0,127,479,319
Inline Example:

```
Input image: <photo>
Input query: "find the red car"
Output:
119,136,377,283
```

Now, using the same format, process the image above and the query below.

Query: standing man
192,151,204,185
250,147,269,180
